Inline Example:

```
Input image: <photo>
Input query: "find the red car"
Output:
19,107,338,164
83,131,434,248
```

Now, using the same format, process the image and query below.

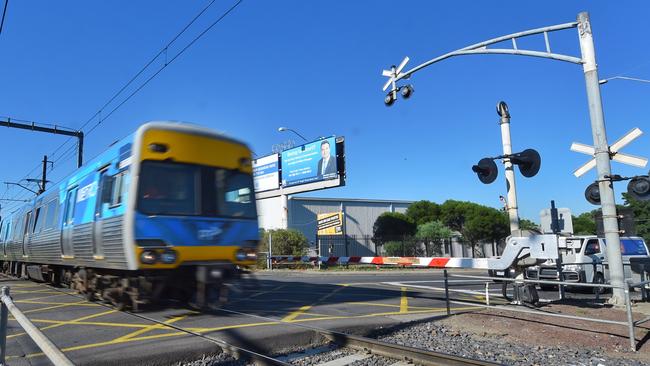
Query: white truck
525,235,650,291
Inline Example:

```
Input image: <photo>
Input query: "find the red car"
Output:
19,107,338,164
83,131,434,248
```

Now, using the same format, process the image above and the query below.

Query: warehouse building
256,196,499,257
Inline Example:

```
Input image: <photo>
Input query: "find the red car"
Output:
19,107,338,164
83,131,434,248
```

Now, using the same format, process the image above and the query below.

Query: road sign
571,127,648,177
317,212,343,236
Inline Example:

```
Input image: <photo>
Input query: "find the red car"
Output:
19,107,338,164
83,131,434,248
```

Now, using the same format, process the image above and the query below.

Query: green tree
623,193,650,243
406,200,441,225
572,212,596,235
415,220,453,256
372,212,416,243
259,229,308,256
519,218,540,232
438,200,509,257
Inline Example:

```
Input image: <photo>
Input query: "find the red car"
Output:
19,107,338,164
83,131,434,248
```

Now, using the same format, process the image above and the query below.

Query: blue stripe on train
134,212,258,246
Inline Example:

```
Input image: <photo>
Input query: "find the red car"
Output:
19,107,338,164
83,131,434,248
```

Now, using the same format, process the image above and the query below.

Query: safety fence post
0,286,7,366
484,282,490,306
624,285,636,351
444,269,451,316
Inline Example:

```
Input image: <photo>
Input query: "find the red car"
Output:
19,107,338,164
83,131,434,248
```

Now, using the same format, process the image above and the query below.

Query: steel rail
215,307,499,366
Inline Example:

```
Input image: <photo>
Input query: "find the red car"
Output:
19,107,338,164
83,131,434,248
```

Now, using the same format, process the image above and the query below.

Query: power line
1,0,245,215
0,0,8,35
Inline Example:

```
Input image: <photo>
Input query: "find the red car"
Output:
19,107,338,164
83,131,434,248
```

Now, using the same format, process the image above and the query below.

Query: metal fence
440,271,649,352
0,286,73,365
315,235,458,257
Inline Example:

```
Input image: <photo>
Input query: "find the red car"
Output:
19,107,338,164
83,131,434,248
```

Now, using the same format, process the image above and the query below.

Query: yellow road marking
282,285,346,322
25,319,151,329
8,304,481,361
114,315,188,342
400,287,408,313
16,300,98,306
21,301,98,314
8,309,117,339
345,301,438,310
17,293,70,302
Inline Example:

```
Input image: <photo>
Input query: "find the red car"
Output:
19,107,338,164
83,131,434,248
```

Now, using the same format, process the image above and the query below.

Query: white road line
383,282,502,296
315,354,371,366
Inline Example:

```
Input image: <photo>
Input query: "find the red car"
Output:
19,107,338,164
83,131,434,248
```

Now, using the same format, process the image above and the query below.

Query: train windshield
137,161,255,218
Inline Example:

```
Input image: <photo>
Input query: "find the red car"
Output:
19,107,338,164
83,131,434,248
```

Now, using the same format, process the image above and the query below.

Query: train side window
44,200,58,230
110,172,128,207
32,207,42,233
23,211,32,238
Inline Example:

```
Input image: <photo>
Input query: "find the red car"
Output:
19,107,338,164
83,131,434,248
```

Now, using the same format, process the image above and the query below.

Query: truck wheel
593,273,606,295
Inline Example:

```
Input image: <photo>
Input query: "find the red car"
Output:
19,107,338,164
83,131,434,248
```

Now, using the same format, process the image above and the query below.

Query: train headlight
160,250,177,264
235,250,247,261
140,250,158,264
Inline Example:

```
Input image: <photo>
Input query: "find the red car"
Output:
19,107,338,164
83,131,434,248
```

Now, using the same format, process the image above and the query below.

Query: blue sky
1,1,649,222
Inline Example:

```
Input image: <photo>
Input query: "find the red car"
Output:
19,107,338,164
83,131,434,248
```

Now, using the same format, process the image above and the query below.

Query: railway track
6,277,498,366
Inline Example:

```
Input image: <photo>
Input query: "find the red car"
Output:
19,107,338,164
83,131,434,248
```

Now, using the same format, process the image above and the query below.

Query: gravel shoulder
369,300,650,366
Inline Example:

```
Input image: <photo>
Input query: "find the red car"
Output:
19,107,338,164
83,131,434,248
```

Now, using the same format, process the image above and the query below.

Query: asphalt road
0,269,599,366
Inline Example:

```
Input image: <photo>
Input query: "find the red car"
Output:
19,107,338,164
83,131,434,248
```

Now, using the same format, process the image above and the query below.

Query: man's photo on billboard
317,140,336,178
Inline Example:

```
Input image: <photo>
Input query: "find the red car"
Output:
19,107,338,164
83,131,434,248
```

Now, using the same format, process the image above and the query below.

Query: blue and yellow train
0,122,259,310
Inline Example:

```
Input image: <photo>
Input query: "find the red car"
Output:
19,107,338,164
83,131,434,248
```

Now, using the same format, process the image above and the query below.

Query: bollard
444,270,451,315
0,286,8,366
485,282,490,306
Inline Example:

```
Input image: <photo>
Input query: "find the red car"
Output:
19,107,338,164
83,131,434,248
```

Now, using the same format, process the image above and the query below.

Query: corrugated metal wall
287,197,411,254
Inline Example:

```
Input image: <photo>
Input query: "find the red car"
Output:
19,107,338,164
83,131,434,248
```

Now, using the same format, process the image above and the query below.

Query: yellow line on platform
8,309,118,339
400,287,408,313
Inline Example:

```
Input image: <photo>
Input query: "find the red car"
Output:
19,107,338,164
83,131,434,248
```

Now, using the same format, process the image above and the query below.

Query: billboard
281,136,337,187
317,212,343,236
253,154,280,192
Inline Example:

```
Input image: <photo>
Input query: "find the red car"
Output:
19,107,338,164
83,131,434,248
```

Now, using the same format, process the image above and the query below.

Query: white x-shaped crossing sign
571,127,648,177
382,56,410,92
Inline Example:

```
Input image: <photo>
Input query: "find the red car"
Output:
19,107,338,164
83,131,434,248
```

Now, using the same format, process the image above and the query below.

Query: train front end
127,122,258,307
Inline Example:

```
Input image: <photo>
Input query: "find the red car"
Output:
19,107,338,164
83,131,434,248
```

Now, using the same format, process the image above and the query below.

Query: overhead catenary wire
1,0,244,215
0,0,8,35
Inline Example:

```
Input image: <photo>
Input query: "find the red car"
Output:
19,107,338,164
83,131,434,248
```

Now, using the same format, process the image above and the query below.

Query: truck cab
526,235,649,288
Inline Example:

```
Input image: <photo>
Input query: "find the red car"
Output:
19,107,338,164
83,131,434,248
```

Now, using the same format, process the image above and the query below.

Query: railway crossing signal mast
381,12,638,305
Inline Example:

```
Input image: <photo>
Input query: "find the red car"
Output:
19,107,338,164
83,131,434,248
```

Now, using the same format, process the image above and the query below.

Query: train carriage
0,121,259,309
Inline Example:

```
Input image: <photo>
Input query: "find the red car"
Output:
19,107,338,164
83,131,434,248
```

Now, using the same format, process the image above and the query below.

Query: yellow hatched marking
17,293,70,302
8,310,117,339
9,305,482,361
21,301,98,314
400,287,408,313
10,290,60,295
16,300,98,306
282,285,346,322
24,319,150,329
113,315,188,342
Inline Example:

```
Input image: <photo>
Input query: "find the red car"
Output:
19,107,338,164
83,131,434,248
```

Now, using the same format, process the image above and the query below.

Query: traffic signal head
585,182,601,205
627,176,650,201
472,158,498,184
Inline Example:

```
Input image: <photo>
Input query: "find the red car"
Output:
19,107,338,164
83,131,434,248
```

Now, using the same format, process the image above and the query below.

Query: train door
92,169,108,259
21,211,32,256
61,188,78,257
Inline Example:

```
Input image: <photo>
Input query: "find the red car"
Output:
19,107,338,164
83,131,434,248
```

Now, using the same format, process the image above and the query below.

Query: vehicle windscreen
620,239,648,256
138,161,256,219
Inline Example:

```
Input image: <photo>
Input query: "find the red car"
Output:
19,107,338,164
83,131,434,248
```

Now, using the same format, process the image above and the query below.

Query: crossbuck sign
571,127,648,177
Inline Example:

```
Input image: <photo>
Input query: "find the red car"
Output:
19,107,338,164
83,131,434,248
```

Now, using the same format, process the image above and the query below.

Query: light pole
381,12,630,305
599,76,650,85
278,127,308,142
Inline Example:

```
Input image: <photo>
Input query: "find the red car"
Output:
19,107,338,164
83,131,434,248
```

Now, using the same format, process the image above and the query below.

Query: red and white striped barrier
270,256,489,269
